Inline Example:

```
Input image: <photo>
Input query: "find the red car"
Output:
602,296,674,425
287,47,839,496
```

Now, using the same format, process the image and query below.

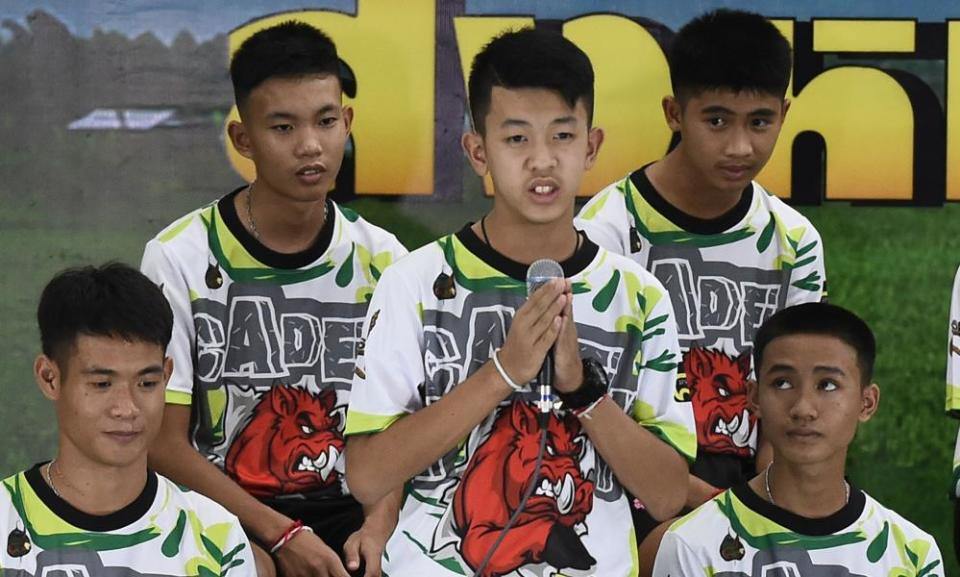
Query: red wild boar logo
683,348,756,457
225,385,344,497
452,401,595,577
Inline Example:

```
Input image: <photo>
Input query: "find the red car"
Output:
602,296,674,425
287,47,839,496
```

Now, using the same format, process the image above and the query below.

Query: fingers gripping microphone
526,259,564,414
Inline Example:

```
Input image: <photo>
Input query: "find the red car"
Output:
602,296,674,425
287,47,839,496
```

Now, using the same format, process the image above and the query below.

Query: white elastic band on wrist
492,349,523,392
573,395,606,420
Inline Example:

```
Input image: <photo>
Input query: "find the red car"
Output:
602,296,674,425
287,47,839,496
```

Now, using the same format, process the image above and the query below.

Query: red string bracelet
269,520,314,555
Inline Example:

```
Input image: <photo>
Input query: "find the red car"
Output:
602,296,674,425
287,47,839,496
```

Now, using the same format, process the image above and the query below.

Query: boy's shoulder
751,181,820,232
593,242,663,285
331,201,406,255
149,200,219,246
154,472,242,527
377,232,451,280
860,490,939,545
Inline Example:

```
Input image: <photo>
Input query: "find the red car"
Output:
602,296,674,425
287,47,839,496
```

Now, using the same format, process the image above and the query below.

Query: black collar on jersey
218,186,336,270
456,223,598,281
631,165,754,235
25,463,158,532
732,479,866,536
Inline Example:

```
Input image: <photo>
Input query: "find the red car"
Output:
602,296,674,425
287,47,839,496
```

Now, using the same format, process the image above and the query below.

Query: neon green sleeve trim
633,400,697,463
344,411,404,436
947,384,960,414
166,390,193,406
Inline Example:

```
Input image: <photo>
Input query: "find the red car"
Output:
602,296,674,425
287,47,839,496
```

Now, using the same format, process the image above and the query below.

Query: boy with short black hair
345,27,695,576
141,21,405,577
654,302,943,576
0,263,253,575
575,8,826,561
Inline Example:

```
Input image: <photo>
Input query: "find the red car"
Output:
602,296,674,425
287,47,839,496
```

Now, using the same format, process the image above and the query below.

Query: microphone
526,259,564,414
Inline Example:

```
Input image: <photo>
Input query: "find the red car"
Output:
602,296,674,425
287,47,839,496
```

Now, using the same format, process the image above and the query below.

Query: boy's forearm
578,397,687,520
347,362,513,504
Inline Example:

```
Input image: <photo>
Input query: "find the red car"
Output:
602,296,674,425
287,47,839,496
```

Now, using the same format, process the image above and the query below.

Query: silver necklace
245,182,260,240
764,462,849,507
44,459,61,498
245,182,328,242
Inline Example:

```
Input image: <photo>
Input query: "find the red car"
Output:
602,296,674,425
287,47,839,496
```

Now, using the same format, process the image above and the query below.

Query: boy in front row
654,302,943,576
0,263,253,575
345,28,694,576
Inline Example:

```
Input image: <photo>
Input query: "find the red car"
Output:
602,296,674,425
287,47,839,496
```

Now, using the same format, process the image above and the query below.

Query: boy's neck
236,183,329,254
46,449,149,517
473,208,580,266
647,148,746,220
749,457,849,519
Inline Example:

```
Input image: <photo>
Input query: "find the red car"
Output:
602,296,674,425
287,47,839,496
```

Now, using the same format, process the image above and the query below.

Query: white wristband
492,349,523,392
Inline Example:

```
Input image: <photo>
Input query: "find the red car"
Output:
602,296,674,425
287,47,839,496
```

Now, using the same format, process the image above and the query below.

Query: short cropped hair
230,21,356,109
753,302,876,385
669,9,792,101
38,262,173,365
468,28,594,135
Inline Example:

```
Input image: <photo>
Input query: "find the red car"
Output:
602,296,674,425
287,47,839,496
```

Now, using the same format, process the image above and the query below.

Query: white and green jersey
141,188,406,500
576,169,826,489
653,482,943,577
345,226,695,577
946,265,960,496
0,465,253,576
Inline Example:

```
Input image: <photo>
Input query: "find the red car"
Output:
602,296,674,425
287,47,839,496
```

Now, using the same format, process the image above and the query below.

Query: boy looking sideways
654,302,942,577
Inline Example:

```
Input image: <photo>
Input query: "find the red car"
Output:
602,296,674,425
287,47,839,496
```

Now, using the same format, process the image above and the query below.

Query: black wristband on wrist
557,358,608,411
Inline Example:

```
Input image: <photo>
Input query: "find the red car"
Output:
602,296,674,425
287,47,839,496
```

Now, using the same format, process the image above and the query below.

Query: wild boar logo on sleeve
682,348,757,457
452,401,595,577
225,385,345,496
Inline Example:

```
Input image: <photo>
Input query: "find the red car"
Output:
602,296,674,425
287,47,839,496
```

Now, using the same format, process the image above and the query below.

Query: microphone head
526,259,564,296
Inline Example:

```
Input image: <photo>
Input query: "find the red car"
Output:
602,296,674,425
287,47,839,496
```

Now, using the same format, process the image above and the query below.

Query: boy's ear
858,383,880,423
342,105,354,135
163,356,174,387
747,379,760,416
781,98,791,122
662,96,682,132
227,120,254,160
584,126,605,170
34,355,61,401
461,132,488,177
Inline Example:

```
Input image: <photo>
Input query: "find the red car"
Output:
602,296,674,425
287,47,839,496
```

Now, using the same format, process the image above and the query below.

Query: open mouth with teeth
531,184,557,195
528,472,577,515
293,445,340,482
710,408,756,449
298,167,325,176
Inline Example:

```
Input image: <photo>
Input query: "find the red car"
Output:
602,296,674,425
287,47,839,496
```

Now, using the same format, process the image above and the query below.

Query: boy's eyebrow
500,118,532,129
763,363,796,374
698,106,778,117
700,105,735,115
265,111,297,121
83,365,165,376
813,365,847,376
764,364,847,376
266,104,340,120
500,116,578,129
